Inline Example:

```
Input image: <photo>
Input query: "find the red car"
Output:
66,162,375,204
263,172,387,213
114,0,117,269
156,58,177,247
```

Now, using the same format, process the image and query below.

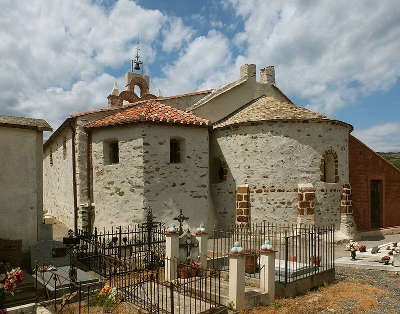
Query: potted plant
359,245,366,252
381,256,391,265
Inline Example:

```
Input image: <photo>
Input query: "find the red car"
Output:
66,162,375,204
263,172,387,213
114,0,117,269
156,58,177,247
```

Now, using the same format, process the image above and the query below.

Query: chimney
260,66,275,85
240,64,256,81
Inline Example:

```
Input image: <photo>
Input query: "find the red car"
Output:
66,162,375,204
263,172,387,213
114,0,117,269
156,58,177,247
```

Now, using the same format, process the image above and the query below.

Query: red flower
0,308,7,313
381,256,390,261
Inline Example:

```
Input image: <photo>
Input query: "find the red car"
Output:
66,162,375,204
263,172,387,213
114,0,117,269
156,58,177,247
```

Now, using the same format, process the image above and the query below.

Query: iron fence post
284,231,288,283
170,281,174,314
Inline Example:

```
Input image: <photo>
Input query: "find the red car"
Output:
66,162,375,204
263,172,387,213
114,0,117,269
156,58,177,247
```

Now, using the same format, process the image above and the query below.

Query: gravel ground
336,266,400,314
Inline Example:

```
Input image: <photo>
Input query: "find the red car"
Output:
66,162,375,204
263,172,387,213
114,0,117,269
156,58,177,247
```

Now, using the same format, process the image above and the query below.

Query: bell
134,62,141,70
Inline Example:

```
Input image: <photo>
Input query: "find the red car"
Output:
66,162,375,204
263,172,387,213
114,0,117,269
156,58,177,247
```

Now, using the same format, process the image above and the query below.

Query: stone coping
257,249,277,254
165,231,180,236
194,232,208,236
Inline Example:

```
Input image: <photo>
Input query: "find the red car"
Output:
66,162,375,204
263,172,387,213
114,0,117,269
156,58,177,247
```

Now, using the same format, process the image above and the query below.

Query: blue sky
0,0,399,151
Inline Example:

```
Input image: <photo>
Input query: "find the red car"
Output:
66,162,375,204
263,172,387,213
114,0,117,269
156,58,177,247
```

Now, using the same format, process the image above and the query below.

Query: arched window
212,157,227,183
134,85,142,97
320,149,338,183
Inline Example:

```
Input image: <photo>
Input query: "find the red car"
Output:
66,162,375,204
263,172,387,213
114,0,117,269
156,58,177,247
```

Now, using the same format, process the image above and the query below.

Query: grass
248,279,388,314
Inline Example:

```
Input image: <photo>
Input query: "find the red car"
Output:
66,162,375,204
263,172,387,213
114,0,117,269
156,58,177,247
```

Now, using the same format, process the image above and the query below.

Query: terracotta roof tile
86,101,209,128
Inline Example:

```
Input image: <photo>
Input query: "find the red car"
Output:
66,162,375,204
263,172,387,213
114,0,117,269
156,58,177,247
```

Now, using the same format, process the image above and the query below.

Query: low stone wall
275,268,335,298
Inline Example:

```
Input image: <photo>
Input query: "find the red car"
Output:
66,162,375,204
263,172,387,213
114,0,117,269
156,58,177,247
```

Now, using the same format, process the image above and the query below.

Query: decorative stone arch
118,90,140,103
127,75,149,96
320,148,339,183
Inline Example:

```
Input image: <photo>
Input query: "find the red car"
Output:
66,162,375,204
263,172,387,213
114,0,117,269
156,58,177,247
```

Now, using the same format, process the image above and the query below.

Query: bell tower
106,48,157,108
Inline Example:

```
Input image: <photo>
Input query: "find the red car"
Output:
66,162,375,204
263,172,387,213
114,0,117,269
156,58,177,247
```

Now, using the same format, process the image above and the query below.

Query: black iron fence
75,223,166,277
34,264,105,314
208,222,335,283
109,257,222,314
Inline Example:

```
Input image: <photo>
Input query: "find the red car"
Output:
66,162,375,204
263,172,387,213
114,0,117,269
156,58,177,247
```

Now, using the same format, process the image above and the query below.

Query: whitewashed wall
0,127,43,250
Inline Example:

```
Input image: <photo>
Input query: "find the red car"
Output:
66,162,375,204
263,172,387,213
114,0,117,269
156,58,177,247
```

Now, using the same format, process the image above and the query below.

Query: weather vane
131,45,143,73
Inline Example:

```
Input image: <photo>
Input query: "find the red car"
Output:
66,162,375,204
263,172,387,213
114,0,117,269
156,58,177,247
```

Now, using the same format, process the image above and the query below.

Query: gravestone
371,246,380,254
0,238,22,266
179,230,199,263
31,240,69,267
393,254,400,267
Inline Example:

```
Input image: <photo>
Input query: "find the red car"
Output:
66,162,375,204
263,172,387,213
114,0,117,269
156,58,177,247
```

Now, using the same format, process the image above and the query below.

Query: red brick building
349,135,400,230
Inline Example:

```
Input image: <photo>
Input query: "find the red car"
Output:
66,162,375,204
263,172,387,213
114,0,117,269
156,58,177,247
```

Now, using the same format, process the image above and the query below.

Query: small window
170,139,181,163
63,137,67,160
104,140,119,165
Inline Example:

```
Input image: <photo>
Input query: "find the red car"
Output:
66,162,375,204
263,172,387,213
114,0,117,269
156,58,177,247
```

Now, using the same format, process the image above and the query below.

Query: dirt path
249,266,400,314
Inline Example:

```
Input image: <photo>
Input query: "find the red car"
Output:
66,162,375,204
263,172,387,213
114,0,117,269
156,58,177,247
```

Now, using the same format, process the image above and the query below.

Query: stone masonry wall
91,126,145,229
211,121,350,230
142,124,212,229
43,127,75,227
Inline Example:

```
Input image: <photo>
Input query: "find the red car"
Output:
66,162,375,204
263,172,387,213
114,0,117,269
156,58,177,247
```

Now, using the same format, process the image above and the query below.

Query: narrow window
50,149,53,166
170,139,181,163
63,137,67,160
110,142,119,164
104,140,119,165
321,151,336,183
213,157,227,183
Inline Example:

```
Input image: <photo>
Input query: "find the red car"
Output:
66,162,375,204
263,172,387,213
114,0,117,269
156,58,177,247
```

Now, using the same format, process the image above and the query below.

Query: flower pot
359,246,366,253
384,260,390,265
245,253,257,274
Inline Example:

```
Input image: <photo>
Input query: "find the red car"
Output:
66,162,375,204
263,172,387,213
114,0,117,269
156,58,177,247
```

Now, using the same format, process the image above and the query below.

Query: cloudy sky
1,0,399,151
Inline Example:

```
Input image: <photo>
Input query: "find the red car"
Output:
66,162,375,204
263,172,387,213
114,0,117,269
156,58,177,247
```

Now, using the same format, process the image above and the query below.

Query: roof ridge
85,100,209,129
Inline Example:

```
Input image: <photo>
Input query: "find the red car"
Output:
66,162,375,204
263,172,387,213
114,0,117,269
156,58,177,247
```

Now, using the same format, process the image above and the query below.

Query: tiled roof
0,114,52,131
86,101,209,128
213,96,353,130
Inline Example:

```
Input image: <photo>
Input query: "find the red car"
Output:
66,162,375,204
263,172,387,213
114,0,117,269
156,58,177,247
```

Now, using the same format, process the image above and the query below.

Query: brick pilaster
236,185,250,226
341,184,352,214
297,183,315,225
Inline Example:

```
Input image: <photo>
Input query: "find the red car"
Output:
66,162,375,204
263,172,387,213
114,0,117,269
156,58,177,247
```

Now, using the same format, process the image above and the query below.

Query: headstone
0,238,22,266
393,254,400,267
178,230,199,263
371,246,380,254
31,240,69,267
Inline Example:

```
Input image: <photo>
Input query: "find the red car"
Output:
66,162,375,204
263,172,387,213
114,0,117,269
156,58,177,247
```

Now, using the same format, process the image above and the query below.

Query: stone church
43,64,359,239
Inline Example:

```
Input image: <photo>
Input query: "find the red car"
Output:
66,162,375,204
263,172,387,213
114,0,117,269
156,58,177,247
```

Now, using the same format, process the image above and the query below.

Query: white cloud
0,0,171,129
353,123,400,152
162,17,194,52
153,30,233,96
225,0,400,114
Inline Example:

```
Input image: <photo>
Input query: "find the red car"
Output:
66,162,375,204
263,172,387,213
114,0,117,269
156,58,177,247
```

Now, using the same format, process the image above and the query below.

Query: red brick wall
349,135,400,230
